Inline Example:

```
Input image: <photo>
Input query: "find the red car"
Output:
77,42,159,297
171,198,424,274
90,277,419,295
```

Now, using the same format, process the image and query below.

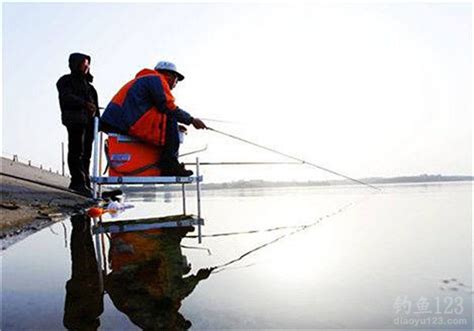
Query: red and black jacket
101,68,192,146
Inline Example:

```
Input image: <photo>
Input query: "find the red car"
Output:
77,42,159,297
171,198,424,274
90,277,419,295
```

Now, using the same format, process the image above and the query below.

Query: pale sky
1,2,472,183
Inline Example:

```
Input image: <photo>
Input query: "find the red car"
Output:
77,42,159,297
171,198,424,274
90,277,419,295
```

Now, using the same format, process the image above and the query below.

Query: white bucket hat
154,61,185,81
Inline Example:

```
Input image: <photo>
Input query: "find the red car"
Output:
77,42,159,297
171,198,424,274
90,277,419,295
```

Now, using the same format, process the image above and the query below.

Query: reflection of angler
63,214,104,330
105,226,212,330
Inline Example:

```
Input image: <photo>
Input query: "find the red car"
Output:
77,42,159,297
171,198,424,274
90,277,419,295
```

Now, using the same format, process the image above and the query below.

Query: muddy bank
1,175,92,249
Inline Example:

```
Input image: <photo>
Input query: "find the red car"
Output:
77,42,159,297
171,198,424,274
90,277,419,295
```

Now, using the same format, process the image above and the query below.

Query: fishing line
206,127,381,191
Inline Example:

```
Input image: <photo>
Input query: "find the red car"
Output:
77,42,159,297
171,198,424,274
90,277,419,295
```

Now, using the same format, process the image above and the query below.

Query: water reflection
64,214,212,330
122,191,175,203
63,214,104,330
3,183,471,329
164,191,172,203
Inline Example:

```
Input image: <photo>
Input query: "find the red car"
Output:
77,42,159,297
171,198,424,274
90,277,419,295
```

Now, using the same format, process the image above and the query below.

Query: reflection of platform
93,175,203,185
92,214,204,235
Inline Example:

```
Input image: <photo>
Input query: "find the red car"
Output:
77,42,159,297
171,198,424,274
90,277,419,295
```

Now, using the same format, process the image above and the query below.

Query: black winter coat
57,53,99,126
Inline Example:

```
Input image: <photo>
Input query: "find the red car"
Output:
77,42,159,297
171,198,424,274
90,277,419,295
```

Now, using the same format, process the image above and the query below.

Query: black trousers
162,116,180,161
66,123,94,188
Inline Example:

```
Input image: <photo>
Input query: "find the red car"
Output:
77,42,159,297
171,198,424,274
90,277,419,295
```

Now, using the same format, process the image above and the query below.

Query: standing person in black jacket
57,53,99,196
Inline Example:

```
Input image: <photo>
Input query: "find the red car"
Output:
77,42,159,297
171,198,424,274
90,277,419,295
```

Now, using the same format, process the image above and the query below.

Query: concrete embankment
0,157,91,249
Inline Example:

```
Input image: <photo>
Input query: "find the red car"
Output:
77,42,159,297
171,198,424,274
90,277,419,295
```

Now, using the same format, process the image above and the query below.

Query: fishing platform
90,118,205,243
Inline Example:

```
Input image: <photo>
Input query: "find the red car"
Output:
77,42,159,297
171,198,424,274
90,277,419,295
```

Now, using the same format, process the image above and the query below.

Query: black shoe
179,163,194,176
160,158,193,177
68,184,93,198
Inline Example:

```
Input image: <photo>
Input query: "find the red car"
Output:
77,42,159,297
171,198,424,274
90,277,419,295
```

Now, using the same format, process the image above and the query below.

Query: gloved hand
192,118,207,130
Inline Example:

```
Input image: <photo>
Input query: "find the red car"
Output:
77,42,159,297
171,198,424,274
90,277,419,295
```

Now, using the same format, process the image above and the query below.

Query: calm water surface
2,182,472,330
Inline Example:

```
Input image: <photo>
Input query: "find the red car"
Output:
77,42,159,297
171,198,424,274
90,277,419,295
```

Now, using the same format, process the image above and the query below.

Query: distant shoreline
122,175,473,192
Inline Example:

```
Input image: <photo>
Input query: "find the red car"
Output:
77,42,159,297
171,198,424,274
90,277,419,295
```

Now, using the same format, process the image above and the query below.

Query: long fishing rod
206,127,381,191
184,161,301,166
200,118,238,124
179,145,208,157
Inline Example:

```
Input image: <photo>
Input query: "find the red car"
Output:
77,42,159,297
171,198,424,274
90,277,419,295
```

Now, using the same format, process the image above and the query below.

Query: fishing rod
179,145,208,157
200,118,238,124
206,127,381,191
184,161,301,166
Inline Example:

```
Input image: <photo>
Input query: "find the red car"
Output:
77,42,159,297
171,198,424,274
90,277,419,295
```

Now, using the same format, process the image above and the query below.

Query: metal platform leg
181,183,186,215
92,216,104,291
196,157,202,243
98,131,103,197
92,117,100,200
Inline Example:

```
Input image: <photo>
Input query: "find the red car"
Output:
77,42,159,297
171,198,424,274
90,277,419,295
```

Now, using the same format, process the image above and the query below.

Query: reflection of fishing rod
209,192,377,273
206,127,380,191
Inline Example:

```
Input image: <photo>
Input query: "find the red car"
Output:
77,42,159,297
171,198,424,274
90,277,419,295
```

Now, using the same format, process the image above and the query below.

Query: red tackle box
106,134,163,176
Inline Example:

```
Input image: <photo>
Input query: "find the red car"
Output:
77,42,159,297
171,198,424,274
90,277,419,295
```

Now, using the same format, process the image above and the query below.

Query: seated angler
100,61,207,176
